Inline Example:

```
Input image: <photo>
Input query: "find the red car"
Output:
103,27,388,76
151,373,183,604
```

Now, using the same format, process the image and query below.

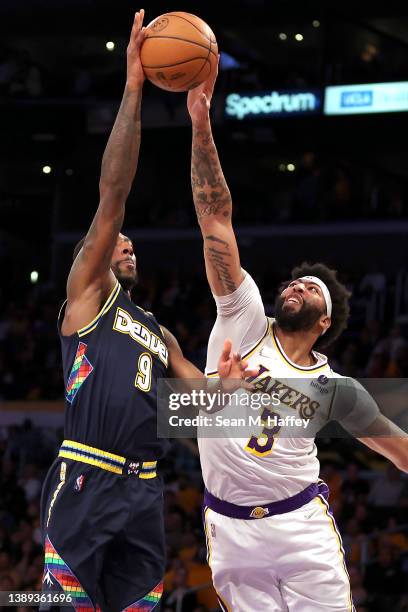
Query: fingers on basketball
132,9,144,39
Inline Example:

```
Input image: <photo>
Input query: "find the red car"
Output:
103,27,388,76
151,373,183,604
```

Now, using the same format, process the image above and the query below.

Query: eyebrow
290,280,322,293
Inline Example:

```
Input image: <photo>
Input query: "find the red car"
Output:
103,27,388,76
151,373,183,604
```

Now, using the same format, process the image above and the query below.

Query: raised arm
62,11,146,335
187,61,243,296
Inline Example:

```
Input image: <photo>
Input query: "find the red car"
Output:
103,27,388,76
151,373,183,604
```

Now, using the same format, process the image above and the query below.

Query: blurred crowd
1,264,407,401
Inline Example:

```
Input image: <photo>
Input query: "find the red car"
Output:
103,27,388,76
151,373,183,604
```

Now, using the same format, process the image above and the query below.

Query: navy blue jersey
58,281,170,459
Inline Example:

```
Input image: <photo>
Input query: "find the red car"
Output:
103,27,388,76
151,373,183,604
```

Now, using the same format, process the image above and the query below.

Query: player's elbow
198,216,232,236
99,179,130,205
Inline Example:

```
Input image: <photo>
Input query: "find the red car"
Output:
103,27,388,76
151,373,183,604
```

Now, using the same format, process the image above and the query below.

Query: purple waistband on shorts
204,482,323,520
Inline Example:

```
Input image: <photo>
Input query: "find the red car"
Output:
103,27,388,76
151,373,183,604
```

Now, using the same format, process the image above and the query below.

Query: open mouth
285,296,302,306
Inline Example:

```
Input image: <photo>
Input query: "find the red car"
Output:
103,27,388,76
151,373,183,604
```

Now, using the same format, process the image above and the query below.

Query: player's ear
319,316,331,336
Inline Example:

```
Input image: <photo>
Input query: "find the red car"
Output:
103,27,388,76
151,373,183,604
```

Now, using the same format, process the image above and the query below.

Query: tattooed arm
187,61,243,296
62,11,146,335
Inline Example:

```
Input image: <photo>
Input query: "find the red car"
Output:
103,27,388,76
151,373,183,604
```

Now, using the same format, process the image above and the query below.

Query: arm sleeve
331,377,381,436
205,270,267,375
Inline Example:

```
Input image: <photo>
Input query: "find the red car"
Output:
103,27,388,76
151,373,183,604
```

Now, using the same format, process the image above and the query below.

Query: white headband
300,276,332,318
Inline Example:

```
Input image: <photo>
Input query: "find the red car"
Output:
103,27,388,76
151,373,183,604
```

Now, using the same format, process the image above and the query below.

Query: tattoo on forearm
82,87,142,265
205,235,237,293
100,87,142,200
191,127,232,220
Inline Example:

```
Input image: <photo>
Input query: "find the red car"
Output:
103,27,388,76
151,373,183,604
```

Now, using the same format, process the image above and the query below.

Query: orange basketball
140,12,218,92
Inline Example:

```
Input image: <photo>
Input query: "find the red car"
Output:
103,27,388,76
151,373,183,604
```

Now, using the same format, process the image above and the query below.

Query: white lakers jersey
198,271,379,505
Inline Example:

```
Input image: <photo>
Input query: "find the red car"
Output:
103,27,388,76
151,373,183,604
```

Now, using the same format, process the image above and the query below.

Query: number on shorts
135,352,153,392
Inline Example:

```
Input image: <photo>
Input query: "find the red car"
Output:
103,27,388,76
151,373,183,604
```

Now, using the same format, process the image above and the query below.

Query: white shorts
203,493,354,612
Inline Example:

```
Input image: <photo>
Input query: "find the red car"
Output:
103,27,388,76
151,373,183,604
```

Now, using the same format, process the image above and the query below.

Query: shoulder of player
134,303,155,318
61,282,114,336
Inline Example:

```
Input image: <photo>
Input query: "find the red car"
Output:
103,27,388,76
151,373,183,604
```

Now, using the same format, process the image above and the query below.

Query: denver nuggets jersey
58,280,169,459
199,272,379,505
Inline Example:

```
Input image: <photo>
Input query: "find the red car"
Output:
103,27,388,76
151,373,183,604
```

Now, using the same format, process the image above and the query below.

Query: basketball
140,12,218,92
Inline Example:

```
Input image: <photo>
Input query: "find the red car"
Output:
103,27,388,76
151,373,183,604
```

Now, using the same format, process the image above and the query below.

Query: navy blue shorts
40,456,164,611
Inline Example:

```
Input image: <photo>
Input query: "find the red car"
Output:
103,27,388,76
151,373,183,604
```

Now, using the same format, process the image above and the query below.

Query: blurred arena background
1,0,408,610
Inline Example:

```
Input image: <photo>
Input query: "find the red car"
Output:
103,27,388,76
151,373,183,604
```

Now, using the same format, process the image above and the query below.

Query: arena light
278,163,286,172
287,163,296,172
312,20,320,28
295,33,304,42
30,271,39,284
279,33,287,41
106,41,115,51
42,165,52,174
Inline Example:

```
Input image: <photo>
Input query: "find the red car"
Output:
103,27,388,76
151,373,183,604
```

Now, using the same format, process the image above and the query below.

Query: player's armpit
62,205,124,335
67,209,122,297
202,221,244,296
358,415,408,473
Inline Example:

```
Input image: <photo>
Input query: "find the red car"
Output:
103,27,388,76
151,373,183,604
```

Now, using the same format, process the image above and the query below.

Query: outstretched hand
187,54,219,125
217,339,259,390
126,9,147,91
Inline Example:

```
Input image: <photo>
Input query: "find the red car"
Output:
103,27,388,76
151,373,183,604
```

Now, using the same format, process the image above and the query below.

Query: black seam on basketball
144,35,217,59
142,57,210,69
179,57,211,89
180,36,213,89
164,13,215,44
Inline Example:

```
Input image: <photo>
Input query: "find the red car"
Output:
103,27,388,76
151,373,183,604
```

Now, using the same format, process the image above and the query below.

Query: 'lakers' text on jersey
58,281,169,459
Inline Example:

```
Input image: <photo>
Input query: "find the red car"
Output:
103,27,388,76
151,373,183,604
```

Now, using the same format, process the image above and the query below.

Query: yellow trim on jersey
139,471,157,479
58,440,157,478
315,496,354,612
61,439,126,462
206,317,270,378
204,507,232,612
47,461,67,528
58,450,123,474
271,322,329,373
77,281,121,338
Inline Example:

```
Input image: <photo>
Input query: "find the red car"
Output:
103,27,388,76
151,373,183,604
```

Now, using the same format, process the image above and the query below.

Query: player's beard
274,295,324,332
111,264,138,292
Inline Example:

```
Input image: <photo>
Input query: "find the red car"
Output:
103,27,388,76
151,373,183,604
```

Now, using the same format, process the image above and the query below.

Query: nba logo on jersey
74,475,85,492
